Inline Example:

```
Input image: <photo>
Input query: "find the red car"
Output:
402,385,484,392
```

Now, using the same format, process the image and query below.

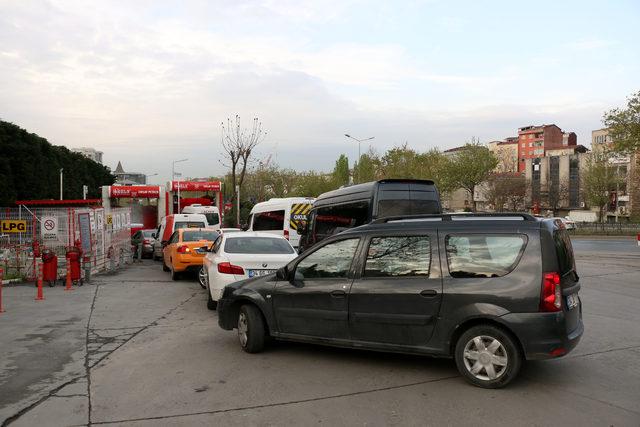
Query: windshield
224,237,294,254
204,213,220,226
182,230,219,242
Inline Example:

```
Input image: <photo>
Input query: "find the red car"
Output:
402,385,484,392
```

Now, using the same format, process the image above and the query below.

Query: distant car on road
162,228,219,282
216,213,583,389
202,232,297,310
131,229,156,258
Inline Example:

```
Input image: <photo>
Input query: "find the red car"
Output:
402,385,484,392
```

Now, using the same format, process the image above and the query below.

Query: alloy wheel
238,312,248,347
462,335,508,381
198,267,207,289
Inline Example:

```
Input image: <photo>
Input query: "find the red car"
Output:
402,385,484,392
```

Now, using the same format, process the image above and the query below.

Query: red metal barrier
0,268,5,313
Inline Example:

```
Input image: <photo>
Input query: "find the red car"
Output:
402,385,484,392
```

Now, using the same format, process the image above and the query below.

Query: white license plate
566,294,579,310
248,269,276,278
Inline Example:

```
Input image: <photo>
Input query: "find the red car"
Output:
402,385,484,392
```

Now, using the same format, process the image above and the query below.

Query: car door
163,231,179,266
348,232,443,347
272,237,361,340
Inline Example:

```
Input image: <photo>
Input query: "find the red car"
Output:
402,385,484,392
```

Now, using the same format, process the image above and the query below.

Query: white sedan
202,232,297,310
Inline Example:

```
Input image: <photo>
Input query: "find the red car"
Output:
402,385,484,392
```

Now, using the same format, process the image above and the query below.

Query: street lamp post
344,134,374,183
172,159,188,213
59,168,64,200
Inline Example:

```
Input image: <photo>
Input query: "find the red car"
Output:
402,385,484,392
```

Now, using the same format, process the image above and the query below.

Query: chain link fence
0,206,133,281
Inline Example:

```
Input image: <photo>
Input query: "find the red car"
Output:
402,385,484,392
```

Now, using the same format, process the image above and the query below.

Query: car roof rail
371,212,537,224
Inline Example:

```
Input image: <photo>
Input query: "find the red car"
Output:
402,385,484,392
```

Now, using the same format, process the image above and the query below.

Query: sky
1,0,639,184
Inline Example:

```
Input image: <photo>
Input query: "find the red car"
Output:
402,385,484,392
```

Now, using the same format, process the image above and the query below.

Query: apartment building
517,124,577,172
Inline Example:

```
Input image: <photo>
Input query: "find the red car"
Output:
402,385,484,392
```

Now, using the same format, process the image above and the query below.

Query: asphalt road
1,238,639,426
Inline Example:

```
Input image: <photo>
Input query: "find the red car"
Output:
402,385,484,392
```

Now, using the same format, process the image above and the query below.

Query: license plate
248,269,276,278
566,294,579,309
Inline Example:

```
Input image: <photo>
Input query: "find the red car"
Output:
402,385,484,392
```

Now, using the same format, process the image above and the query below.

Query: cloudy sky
1,0,639,183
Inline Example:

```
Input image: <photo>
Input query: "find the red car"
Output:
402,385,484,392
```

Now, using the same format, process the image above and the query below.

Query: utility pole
172,159,188,213
82,185,88,200
344,134,374,183
59,168,64,200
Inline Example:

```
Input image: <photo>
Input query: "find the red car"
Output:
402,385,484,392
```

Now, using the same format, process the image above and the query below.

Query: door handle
420,289,438,298
330,290,346,298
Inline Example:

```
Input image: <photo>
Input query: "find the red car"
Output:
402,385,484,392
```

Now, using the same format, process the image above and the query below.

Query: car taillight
217,262,244,275
284,229,290,240
540,272,562,312
177,245,190,254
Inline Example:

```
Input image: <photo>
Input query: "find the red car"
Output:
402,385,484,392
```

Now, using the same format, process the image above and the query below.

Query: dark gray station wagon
217,213,583,388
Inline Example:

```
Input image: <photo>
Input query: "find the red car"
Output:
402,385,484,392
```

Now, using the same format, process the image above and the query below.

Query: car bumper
500,311,583,360
173,255,205,272
217,297,236,330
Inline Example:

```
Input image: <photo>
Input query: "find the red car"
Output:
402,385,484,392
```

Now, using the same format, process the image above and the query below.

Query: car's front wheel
454,324,522,389
238,305,265,353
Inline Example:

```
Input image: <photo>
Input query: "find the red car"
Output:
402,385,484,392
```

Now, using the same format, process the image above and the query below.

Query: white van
181,204,221,230
247,197,314,250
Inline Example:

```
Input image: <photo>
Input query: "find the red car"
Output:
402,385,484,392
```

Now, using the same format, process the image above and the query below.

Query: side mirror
199,245,209,253
161,241,168,248
275,266,288,280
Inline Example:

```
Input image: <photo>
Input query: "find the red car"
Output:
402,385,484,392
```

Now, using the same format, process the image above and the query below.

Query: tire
238,305,266,353
198,267,207,289
170,265,180,281
454,324,522,389
162,260,170,272
207,289,217,310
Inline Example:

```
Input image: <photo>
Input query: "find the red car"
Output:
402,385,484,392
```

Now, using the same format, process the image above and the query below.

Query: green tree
380,144,421,178
415,149,456,195
353,152,377,183
582,152,625,222
0,121,114,205
332,154,350,187
603,90,640,153
449,141,499,211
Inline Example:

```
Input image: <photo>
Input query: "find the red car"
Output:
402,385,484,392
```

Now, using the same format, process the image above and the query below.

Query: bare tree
221,115,266,204
485,173,527,212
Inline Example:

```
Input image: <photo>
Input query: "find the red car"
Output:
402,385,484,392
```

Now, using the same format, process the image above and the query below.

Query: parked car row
142,180,583,389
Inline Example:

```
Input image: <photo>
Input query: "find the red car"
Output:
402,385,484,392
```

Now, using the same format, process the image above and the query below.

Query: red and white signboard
109,186,161,198
170,181,221,192
41,216,59,242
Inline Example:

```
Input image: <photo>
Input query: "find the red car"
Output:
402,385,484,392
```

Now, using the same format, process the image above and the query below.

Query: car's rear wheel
206,288,217,310
198,267,207,289
170,264,180,281
238,305,265,353
162,258,170,272
454,324,522,389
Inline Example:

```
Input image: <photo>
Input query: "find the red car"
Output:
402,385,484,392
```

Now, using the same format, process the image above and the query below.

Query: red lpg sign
171,181,221,192
109,186,161,198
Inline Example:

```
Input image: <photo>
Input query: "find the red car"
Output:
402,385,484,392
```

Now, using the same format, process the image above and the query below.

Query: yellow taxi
162,228,219,284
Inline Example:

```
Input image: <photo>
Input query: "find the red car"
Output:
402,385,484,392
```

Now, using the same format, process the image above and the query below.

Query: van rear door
288,202,312,248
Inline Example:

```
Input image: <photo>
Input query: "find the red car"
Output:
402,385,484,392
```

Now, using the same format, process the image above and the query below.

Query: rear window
204,213,220,226
175,221,206,230
377,199,441,217
445,234,527,278
182,230,219,242
224,237,294,254
253,210,285,231
553,229,575,274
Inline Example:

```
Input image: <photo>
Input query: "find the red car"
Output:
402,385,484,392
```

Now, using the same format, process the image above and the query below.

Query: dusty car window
365,236,430,277
297,238,359,279
446,234,527,278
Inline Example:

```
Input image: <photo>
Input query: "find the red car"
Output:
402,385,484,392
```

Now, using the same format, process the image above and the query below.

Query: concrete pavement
1,239,639,426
